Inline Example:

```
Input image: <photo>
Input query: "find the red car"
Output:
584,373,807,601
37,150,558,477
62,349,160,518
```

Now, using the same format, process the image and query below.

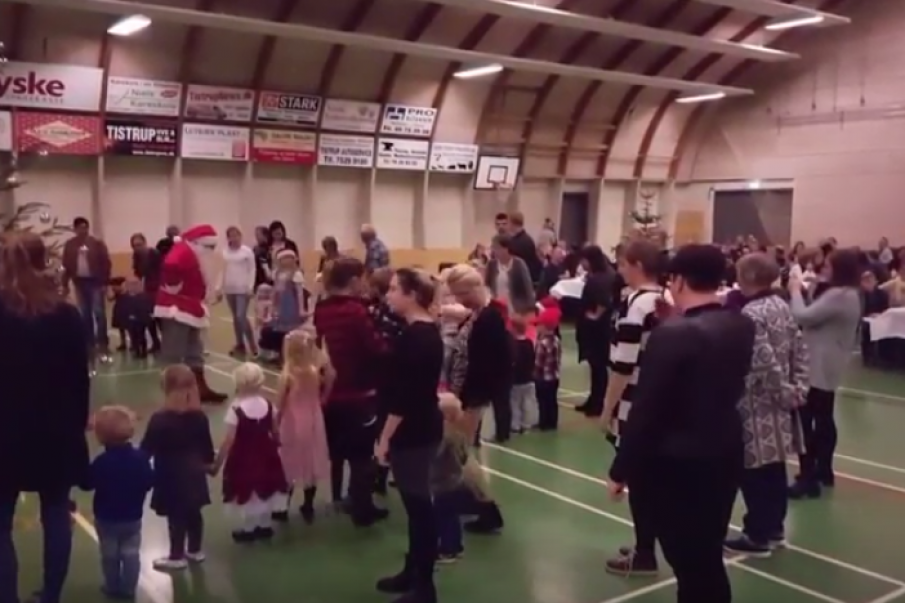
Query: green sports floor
12,309,905,603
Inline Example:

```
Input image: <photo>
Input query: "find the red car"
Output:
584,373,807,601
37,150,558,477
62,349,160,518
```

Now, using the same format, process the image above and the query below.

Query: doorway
559,192,590,248
712,188,794,246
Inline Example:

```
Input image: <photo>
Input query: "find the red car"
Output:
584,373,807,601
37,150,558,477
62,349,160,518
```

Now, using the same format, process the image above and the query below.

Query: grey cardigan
485,256,535,314
790,287,861,391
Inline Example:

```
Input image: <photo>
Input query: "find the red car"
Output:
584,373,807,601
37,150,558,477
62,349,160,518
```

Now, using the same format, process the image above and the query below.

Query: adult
268,221,299,260
313,257,388,526
252,226,272,290
608,244,754,603
376,268,444,603
0,232,90,603
787,248,862,499
154,224,227,404
217,226,257,356
493,213,509,236
574,245,617,417
318,236,341,274
505,211,542,284
877,236,894,266
155,225,180,258
61,216,111,353
361,224,390,273
537,218,558,249
725,252,807,556
484,234,535,315
537,245,566,300
445,264,506,533
130,233,162,353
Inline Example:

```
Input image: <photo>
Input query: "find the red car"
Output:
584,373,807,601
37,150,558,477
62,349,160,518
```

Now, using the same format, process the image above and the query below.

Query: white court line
94,361,237,380
867,585,905,603
483,442,905,589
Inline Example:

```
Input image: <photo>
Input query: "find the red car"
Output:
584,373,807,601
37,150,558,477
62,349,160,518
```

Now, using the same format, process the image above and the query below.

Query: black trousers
740,462,788,543
627,479,657,559
582,355,609,416
167,509,203,559
391,447,438,589
324,401,378,515
631,456,741,603
797,387,837,484
535,379,560,430
491,394,511,441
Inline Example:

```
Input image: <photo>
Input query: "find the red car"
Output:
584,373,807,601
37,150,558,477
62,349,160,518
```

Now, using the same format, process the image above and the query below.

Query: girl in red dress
211,362,289,542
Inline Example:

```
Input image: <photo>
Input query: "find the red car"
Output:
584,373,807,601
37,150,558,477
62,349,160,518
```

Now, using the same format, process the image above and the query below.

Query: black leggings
167,509,203,559
628,482,657,560
391,447,438,589
797,387,837,483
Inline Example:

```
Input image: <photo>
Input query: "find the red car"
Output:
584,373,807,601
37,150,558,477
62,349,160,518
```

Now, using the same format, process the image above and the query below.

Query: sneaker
768,534,787,549
604,551,658,577
186,551,206,563
724,535,771,558
437,551,463,565
152,557,188,571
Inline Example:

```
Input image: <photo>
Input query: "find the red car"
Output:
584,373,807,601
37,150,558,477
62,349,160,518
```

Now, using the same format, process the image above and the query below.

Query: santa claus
154,224,227,403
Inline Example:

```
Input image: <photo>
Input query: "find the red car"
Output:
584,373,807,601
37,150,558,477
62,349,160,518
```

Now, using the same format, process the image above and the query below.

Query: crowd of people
0,210,898,603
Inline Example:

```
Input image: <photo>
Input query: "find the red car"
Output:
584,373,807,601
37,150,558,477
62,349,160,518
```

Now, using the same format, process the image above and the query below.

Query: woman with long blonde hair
0,232,90,603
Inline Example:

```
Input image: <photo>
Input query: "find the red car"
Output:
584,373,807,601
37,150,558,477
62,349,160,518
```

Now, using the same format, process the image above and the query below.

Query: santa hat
536,295,559,313
537,307,562,329
181,224,218,248
275,248,297,262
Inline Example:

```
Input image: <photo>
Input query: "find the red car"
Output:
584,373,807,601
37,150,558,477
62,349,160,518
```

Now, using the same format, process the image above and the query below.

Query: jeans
434,488,467,555
0,489,73,603
535,379,559,429
95,520,142,597
509,383,536,431
740,463,788,543
225,294,254,350
73,278,108,349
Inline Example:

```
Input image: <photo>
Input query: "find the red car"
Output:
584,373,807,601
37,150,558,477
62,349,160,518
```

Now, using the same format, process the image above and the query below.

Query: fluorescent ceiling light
454,63,503,79
107,14,151,36
765,15,824,31
675,92,726,104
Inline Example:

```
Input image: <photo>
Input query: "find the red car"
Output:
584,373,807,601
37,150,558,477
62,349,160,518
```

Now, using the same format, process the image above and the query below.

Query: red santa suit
154,224,226,403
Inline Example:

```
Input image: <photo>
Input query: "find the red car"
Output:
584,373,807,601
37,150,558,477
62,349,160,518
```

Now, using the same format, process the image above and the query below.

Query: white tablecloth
863,307,905,342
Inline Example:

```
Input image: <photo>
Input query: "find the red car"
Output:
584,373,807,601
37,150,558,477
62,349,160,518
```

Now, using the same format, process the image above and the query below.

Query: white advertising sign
184,85,254,122
0,111,11,152
380,104,437,138
317,134,374,169
181,123,249,161
0,61,103,112
256,91,321,126
377,138,429,171
429,142,478,173
105,76,182,117
320,99,381,133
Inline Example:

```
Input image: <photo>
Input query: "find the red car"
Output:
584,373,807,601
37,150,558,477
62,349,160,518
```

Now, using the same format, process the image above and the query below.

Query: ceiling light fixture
764,14,824,31
453,63,504,79
675,92,726,104
107,14,151,36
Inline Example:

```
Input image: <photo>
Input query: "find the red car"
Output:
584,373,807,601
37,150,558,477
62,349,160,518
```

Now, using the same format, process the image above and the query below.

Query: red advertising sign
15,112,102,155
251,128,316,165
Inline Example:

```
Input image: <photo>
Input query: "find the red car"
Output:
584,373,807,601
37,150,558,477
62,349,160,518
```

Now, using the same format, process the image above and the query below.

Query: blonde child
432,393,470,563
436,268,470,385
212,362,289,542
88,405,153,597
509,316,537,434
272,330,334,523
259,250,308,360
140,364,215,571
254,283,274,360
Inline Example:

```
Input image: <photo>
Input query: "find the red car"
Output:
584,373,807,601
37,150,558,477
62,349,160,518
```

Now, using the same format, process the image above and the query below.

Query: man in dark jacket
608,244,754,603
155,225,180,258
506,211,543,283
485,234,536,315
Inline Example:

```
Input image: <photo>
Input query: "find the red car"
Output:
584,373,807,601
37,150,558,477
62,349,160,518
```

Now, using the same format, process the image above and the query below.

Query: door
559,192,590,248
712,188,793,246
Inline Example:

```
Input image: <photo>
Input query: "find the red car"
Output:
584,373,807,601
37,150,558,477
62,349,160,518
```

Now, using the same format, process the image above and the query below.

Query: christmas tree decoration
629,186,668,247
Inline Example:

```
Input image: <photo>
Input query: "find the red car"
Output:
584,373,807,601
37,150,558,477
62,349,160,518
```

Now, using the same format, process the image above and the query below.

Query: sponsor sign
104,119,178,157
320,99,381,133
256,92,321,126
380,104,437,138
252,129,316,164
429,142,478,173
0,111,11,152
184,85,254,122
0,61,103,112
317,134,374,168
105,76,182,117
376,138,429,171
15,112,102,155
181,123,249,161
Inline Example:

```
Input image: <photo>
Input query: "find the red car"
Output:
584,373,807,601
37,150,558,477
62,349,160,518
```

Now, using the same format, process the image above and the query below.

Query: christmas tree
0,157,71,259
629,188,667,246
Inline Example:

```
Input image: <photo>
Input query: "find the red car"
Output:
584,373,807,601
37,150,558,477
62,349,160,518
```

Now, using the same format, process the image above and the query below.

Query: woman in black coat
0,232,90,603
130,233,162,352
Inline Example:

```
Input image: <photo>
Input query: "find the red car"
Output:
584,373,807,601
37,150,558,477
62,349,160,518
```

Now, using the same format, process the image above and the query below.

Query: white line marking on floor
866,585,905,603
598,577,677,603
94,362,237,379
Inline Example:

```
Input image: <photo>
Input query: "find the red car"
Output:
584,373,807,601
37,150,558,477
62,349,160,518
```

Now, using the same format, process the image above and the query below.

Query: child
119,278,155,358
212,362,289,542
141,364,215,571
509,316,536,434
259,250,308,361
432,393,470,564
88,405,153,599
273,330,333,522
534,307,562,431
254,283,275,360
109,277,129,352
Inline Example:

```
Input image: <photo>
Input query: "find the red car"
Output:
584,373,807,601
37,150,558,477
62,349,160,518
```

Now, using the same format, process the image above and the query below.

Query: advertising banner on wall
256,92,321,126
376,137,429,171
184,85,254,122
181,123,249,161
320,99,381,133
105,77,182,117
252,129,316,164
15,112,102,155
380,104,437,138
104,119,178,157
0,61,103,112
429,142,478,173
0,111,11,152
317,133,374,168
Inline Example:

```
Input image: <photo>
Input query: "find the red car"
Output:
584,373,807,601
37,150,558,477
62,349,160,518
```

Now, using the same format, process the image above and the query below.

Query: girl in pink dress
273,329,334,524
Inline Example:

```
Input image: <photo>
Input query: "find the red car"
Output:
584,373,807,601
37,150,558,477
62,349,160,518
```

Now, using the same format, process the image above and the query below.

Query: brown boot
193,367,227,404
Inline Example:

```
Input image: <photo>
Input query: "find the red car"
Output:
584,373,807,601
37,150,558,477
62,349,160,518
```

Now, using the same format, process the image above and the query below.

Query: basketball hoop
492,180,514,202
